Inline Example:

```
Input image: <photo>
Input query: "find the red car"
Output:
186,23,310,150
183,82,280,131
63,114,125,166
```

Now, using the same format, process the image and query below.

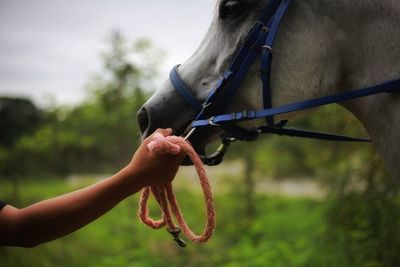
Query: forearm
1,167,143,247
0,128,183,248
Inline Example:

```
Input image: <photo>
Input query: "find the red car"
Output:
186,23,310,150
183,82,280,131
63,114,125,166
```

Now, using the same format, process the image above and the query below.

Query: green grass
1,178,399,267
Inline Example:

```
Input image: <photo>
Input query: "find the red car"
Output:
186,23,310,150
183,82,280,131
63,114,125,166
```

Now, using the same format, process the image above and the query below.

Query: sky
0,0,215,107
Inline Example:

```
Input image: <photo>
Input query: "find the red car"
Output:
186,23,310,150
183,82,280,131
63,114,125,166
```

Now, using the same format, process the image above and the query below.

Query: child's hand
127,128,186,188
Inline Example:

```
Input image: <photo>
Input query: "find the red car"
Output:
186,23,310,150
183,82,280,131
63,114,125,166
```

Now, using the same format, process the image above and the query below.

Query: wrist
115,166,146,196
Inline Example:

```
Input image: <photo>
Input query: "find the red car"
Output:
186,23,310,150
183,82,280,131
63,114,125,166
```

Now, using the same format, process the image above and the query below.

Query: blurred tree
0,97,46,201
0,30,164,180
0,97,43,147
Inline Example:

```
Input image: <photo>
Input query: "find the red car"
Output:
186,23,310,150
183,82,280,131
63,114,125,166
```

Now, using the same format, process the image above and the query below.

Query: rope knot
138,134,216,246
147,133,181,155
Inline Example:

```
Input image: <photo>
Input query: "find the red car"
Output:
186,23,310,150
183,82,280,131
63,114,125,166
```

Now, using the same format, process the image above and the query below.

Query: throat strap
192,77,400,128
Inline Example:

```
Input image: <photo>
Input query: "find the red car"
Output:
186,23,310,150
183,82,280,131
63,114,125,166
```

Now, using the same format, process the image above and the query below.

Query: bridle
169,0,400,166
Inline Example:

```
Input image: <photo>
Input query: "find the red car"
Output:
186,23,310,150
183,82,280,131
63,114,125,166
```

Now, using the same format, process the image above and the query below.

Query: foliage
319,193,400,267
0,97,45,148
1,178,399,267
0,32,161,177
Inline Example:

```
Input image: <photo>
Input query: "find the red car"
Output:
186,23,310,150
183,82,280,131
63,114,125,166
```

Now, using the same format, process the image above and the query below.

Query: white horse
137,0,400,180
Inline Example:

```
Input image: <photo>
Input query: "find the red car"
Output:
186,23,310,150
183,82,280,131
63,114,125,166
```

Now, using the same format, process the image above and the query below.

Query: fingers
143,128,173,145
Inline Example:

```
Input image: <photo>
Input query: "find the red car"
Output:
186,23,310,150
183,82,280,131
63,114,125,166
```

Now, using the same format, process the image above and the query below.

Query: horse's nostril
137,107,150,135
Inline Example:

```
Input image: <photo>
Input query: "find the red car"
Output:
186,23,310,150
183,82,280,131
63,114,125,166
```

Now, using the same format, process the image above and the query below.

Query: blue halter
169,0,400,165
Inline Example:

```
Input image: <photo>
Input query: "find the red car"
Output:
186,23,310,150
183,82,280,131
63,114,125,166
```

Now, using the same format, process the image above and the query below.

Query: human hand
127,128,186,188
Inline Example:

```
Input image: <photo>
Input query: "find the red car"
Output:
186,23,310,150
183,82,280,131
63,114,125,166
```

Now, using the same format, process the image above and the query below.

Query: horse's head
137,0,340,157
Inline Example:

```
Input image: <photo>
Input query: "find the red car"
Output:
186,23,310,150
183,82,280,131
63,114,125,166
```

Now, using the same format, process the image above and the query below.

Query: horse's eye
220,0,247,19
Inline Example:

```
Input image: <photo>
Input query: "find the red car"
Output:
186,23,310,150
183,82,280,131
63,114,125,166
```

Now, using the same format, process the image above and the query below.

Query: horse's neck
273,0,400,179
332,0,400,88
329,0,400,180
345,94,400,181
337,0,400,180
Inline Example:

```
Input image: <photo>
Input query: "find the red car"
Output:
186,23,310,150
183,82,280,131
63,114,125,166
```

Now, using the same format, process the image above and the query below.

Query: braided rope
138,133,216,244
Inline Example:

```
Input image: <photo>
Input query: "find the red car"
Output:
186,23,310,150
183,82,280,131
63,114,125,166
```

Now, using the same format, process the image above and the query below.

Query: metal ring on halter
208,117,220,127
201,140,230,166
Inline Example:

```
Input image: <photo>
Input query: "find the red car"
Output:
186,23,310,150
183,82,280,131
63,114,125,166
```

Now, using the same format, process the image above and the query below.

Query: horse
137,0,400,181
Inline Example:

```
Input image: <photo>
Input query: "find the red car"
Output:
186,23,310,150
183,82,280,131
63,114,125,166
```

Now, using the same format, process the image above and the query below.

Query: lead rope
138,133,216,247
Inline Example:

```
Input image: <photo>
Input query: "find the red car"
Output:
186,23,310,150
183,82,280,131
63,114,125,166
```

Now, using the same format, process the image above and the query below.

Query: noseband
169,0,400,166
